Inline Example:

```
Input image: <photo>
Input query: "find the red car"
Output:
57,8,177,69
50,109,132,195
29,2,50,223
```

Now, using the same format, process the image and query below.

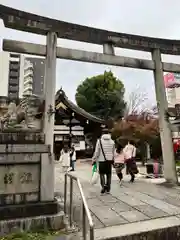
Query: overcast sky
1,0,180,107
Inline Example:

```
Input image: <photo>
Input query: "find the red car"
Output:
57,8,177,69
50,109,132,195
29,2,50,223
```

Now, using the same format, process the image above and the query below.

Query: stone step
92,216,180,240
0,201,59,220
59,202,180,240
0,211,65,237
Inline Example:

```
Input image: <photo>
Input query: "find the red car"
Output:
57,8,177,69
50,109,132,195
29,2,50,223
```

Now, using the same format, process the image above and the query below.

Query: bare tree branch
124,87,158,119
124,87,148,117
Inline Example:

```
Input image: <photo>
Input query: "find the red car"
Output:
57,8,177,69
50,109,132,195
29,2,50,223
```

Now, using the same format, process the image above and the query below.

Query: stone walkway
54,161,180,239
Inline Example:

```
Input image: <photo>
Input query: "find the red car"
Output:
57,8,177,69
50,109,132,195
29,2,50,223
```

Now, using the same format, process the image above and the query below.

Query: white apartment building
0,51,45,99
0,51,24,98
20,57,34,96
0,52,9,97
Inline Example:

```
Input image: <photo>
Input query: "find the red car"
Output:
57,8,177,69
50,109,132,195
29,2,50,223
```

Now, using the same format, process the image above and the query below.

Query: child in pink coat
114,144,126,185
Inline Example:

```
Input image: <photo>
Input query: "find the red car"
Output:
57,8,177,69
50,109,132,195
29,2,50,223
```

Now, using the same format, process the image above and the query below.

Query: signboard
0,164,39,194
0,164,40,204
164,73,180,88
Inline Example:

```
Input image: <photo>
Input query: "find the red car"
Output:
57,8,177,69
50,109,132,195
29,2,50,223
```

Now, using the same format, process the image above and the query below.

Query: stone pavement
54,160,180,239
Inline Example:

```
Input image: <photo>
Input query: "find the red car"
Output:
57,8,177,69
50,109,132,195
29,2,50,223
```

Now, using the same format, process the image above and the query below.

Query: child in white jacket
59,147,70,172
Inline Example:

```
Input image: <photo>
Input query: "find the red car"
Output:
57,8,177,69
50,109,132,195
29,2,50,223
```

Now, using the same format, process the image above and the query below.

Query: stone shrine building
54,89,104,159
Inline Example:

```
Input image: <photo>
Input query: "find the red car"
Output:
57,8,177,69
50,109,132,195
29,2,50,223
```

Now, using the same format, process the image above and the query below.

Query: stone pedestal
0,132,60,231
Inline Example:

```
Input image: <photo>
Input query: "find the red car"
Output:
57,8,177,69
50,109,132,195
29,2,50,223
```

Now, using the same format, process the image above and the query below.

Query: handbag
99,139,114,164
131,159,139,174
125,147,138,174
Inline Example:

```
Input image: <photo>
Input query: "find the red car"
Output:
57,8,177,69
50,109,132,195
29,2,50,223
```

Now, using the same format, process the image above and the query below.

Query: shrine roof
1,4,180,54
55,90,104,124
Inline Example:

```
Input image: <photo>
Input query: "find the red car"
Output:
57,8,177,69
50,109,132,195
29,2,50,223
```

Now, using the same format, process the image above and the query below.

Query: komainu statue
20,94,44,130
0,102,25,130
0,95,44,131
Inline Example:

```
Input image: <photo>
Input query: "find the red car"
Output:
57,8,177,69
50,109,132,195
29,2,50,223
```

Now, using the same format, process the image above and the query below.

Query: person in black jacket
70,144,76,171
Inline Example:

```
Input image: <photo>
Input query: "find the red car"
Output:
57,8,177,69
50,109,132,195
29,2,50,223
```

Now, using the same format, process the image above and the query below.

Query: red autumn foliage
112,112,159,143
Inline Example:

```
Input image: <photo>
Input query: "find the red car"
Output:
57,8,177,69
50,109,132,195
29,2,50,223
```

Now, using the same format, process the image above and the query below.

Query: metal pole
89,226,94,240
151,48,178,184
69,113,72,168
82,204,87,240
69,113,72,147
64,174,67,215
69,177,73,227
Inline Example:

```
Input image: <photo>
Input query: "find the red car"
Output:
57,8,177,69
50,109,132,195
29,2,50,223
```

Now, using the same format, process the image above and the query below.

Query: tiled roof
55,89,104,124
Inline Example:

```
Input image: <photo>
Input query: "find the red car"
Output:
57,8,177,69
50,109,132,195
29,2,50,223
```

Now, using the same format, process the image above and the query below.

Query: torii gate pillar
152,48,178,184
41,32,57,201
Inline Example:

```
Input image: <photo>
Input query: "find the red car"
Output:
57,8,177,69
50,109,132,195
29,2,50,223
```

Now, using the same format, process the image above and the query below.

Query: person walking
123,140,137,183
70,144,76,171
114,144,126,185
92,128,115,194
59,146,71,172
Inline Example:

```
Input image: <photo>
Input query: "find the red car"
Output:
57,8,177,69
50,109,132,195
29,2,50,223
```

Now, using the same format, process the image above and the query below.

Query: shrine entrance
54,89,104,160
1,4,180,184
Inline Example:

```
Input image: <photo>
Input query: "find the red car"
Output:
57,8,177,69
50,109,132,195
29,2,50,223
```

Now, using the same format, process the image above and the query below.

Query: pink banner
164,73,180,88
164,73,175,88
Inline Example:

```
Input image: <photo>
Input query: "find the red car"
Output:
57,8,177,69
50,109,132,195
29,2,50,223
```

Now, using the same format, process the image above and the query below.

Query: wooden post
151,48,178,184
40,32,57,201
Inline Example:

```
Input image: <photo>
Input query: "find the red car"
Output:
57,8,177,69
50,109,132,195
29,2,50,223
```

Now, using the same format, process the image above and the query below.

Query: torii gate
1,4,180,184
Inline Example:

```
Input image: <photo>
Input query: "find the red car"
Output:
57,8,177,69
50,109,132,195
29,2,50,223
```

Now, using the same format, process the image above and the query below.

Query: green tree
75,71,126,120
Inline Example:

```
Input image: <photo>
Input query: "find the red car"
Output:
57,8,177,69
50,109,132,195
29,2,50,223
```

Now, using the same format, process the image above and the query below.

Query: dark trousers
126,158,135,182
71,161,75,170
129,171,135,182
70,159,75,171
117,172,123,181
100,173,111,191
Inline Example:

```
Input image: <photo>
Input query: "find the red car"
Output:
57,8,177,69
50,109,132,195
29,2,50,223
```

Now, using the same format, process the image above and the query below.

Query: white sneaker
119,180,123,186
67,167,72,172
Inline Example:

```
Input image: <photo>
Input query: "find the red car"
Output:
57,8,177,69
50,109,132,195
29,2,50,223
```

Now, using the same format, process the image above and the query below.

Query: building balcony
23,90,33,96
9,71,19,78
24,77,33,86
9,78,19,86
24,62,33,70
23,86,33,93
9,63,20,70
24,69,33,78
10,53,20,58
8,93,18,99
24,84,33,89
8,86,19,92
9,57,20,62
